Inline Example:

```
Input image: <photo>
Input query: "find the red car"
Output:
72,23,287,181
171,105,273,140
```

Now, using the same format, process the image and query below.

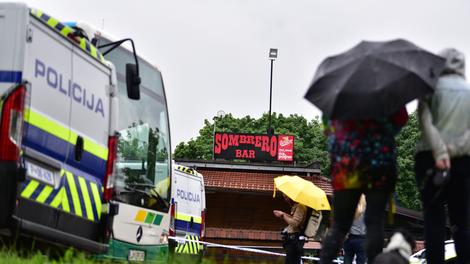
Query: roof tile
198,169,333,196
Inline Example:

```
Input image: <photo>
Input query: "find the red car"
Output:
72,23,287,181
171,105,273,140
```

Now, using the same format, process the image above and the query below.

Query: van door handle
75,136,84,161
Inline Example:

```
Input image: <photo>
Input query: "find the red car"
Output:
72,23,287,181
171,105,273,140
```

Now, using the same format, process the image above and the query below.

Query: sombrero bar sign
213,132,294,162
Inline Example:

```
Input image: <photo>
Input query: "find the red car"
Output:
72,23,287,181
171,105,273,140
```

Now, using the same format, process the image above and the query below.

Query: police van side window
101,39,171,212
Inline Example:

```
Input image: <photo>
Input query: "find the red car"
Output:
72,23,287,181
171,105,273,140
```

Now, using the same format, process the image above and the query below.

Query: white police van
170,163,206,260
409,240,457,263
0,3,141,253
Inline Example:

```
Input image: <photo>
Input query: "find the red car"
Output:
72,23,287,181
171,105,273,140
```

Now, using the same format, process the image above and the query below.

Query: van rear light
103,135,117,201
169,199,176,237
200,209,205,239
0,85,26,162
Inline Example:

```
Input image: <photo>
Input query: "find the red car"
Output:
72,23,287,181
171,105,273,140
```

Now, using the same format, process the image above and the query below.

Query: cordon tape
169,236,343,263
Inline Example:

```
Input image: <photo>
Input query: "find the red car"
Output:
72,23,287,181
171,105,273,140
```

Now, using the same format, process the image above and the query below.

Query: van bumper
13,198,109,253
13,215,109,253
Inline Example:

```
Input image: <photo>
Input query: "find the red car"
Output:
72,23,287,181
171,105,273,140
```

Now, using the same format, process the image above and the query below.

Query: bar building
176,159,424,263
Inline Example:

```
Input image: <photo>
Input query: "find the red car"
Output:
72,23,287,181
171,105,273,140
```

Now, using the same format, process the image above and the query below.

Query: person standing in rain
343,194,367,264
273,194,307,264
415,48,470,264
319,108,408,264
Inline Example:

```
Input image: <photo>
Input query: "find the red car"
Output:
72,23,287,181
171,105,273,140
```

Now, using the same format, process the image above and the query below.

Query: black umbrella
304,39,446,119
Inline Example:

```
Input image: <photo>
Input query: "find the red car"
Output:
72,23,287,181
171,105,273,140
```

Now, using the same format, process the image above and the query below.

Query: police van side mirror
126,63,141,100
97,38,141,100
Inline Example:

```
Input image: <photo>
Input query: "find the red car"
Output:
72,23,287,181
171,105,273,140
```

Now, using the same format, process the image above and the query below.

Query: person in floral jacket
319,108,408,264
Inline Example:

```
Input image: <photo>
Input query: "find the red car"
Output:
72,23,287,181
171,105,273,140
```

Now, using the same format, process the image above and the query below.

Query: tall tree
395,111,422,210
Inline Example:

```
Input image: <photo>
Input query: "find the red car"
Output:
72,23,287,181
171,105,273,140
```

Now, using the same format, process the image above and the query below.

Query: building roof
176,159,332,195
176,159,321,174
176,160,423,220
197,169,333,196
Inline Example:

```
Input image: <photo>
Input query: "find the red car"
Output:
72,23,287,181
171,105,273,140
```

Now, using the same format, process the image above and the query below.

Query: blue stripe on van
175,219,201,235
23,123,106,181
65,178,76,214
65,147,106,181
23,123,69,162
0,71,22,83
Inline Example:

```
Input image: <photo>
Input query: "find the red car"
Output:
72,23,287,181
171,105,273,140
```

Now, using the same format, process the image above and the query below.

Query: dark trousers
283,233,304,264
344,235,367,264
319,189,389,264
415,152,470,264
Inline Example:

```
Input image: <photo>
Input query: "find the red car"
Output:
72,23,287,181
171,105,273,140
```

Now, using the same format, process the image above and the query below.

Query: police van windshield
100,38,171,212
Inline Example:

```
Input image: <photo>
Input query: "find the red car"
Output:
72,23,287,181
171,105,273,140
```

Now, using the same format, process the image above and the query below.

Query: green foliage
0,247,111,264
174,112,330,175
395,111,422,210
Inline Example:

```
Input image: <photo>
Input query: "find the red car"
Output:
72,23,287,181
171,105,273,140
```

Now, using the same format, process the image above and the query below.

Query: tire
0,164,19,229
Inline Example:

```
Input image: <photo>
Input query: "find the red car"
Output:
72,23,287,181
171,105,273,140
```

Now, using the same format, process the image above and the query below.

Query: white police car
409,240,456,263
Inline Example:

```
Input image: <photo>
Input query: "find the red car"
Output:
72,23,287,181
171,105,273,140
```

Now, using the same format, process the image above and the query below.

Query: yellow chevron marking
31,9,106,64
21,180,39,199
188,237,193,253
99,53,105,62
50,188,63,208
36,185,53,203
78,177,94,221
21,170,99,221
176,244,182,253
46,17,59,29
61,188,71,213
33,9,43,17
90,182,102,220
90,46,98,58
174,235,201,255
79,38,87,50
175,165,201,177
66,172,82,217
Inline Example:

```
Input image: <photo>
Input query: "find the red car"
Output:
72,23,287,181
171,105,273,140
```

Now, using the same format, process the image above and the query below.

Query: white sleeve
418,99,449,161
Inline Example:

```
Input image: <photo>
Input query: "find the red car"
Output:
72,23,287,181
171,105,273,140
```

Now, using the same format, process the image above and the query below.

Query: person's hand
273,210,284,218
436,158,451,170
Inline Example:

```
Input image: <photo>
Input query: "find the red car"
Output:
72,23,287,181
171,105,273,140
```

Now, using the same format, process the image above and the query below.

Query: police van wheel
0,171,17,229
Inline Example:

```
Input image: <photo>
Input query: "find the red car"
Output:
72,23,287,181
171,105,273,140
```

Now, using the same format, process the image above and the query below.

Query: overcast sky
14,0,470,149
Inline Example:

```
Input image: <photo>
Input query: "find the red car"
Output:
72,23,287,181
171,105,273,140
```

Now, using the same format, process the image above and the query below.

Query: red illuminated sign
213,132,294,162
277,135,294,161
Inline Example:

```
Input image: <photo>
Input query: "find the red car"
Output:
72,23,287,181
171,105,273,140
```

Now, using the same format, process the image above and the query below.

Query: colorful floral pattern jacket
325,108,408,191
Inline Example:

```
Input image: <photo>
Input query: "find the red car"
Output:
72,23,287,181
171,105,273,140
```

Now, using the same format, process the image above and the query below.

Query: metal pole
212,118,216,160
268,59,274,134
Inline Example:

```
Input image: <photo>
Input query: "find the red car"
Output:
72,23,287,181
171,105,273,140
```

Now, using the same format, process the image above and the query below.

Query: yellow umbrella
274,175,331,211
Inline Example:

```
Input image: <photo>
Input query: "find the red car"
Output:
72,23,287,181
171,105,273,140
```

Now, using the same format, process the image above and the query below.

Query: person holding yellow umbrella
273,175,331,264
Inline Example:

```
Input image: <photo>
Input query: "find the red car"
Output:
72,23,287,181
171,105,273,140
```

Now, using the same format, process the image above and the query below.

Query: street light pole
212,110,225,160
268,48,278,135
